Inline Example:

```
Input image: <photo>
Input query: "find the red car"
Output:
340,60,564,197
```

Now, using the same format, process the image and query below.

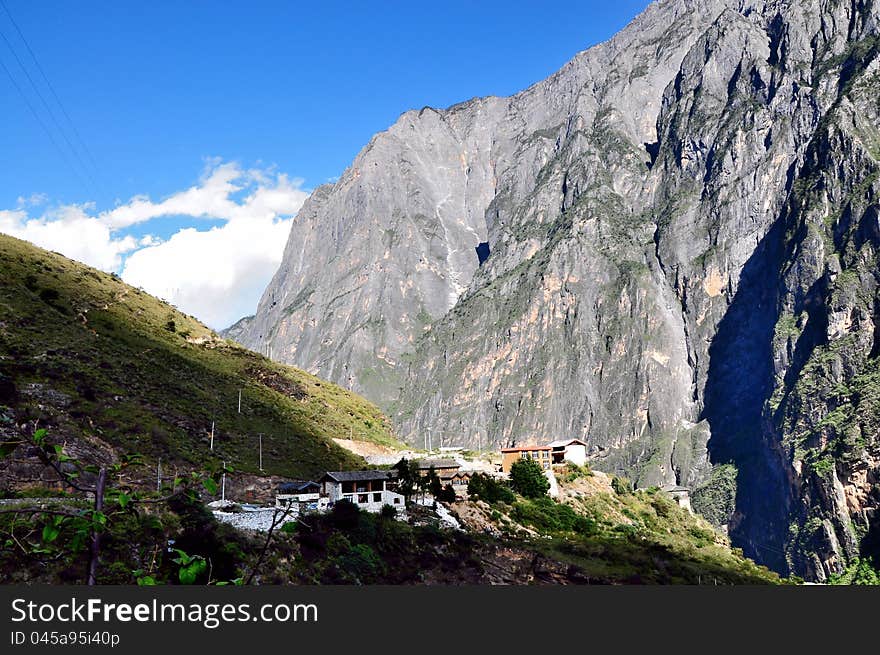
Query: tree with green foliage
467,473,515,504
828,557,880,585
437,484,456,503
425,466,442,498
509,458,550,498
393,458,419,502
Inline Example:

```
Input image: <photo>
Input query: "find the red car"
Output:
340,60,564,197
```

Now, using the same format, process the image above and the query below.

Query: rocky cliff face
241,0,880,579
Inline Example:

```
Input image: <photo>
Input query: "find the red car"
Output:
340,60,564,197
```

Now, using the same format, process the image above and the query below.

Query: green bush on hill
467,473,515,503
509,458,550,498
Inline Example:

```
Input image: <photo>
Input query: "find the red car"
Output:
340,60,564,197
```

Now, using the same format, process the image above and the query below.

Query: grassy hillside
451,467,786,584
0,234,404,483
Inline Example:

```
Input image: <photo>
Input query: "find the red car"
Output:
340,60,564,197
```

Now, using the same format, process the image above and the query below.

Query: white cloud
0,159,309,330
121,215,293,329
101,161,308,229
16,192,49,208
0,205,138,270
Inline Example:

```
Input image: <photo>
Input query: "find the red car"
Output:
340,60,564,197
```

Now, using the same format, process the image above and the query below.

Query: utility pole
156,458,161,492
259,434,264,472
209,420,215,451
221,461,226,503
238,389,242,413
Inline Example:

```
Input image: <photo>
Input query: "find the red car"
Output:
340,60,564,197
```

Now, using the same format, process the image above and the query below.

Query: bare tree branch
87,467,106,586
244,506,294,585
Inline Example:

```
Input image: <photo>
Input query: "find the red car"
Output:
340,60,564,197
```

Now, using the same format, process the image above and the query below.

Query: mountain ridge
241,0,880,580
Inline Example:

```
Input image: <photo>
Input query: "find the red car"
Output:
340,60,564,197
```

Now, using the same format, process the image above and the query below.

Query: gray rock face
220,314,255,343
243,0,880,579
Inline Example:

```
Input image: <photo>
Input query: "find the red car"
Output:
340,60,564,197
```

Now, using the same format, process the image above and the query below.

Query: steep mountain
0,234,401,491
220,314,255,344
241,0,880,580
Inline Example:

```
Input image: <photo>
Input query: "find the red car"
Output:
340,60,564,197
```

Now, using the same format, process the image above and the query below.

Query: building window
358,494,368,504
394,498,401,504
373,492,381,503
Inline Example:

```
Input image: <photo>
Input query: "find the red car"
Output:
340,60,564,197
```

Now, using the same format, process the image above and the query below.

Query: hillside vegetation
452,466,785,584
0,234,403,486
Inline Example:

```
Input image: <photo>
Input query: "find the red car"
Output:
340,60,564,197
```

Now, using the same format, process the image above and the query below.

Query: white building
549,439,589,466
319,470,405,513
275,480,328,513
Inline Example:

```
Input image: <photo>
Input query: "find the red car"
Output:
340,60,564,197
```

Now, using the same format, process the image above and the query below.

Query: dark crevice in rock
475,242,491,266
644,140,660,169
702,219,791,574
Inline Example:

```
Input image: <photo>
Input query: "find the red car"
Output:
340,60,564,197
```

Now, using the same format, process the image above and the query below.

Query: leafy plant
509,458,550,498
467,473,515,504
171,549,208,584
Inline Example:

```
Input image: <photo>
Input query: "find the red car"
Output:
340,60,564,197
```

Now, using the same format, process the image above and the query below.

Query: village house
446,470,473,498
501,445,552,474
319,470,405,512
548,439,589,466
413,458,461,479
275,480,325,512
395,458,476,499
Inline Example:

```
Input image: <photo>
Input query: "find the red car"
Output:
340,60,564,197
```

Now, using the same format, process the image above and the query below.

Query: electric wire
0,53,91,194
0,0,102,178
0,26,97,195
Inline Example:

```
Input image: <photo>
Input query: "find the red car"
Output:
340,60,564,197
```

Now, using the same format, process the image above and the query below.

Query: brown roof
501,445,551,452
414,458,460,470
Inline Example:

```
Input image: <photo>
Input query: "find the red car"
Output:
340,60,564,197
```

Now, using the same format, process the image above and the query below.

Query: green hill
0,234,403,484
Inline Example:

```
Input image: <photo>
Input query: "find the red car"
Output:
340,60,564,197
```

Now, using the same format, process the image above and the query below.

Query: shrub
380,504,397,519
38,288,60,304
511,497,598,536
467,473,514,504
437,484,456,503
561,462,593,482
329,500,360,529
335,543,384,583
611,476,633,495
509,458,550,498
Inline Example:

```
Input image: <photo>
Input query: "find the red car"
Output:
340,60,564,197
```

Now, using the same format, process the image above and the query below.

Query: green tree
467,473,514,504
437,484,456,503
393,458,419,502
426,466,442,498
509,458,550,498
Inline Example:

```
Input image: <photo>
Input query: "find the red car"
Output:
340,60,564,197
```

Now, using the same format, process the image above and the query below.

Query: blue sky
0,0,651,327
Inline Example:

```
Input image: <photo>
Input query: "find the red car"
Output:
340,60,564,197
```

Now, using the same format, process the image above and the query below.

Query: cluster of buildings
274,457,478,515
273,439,592,517
271,438,691,516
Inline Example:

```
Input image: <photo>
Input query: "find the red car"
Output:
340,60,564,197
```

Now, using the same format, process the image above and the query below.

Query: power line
0,25,96,195
0,0,102,178
0,54,90,193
